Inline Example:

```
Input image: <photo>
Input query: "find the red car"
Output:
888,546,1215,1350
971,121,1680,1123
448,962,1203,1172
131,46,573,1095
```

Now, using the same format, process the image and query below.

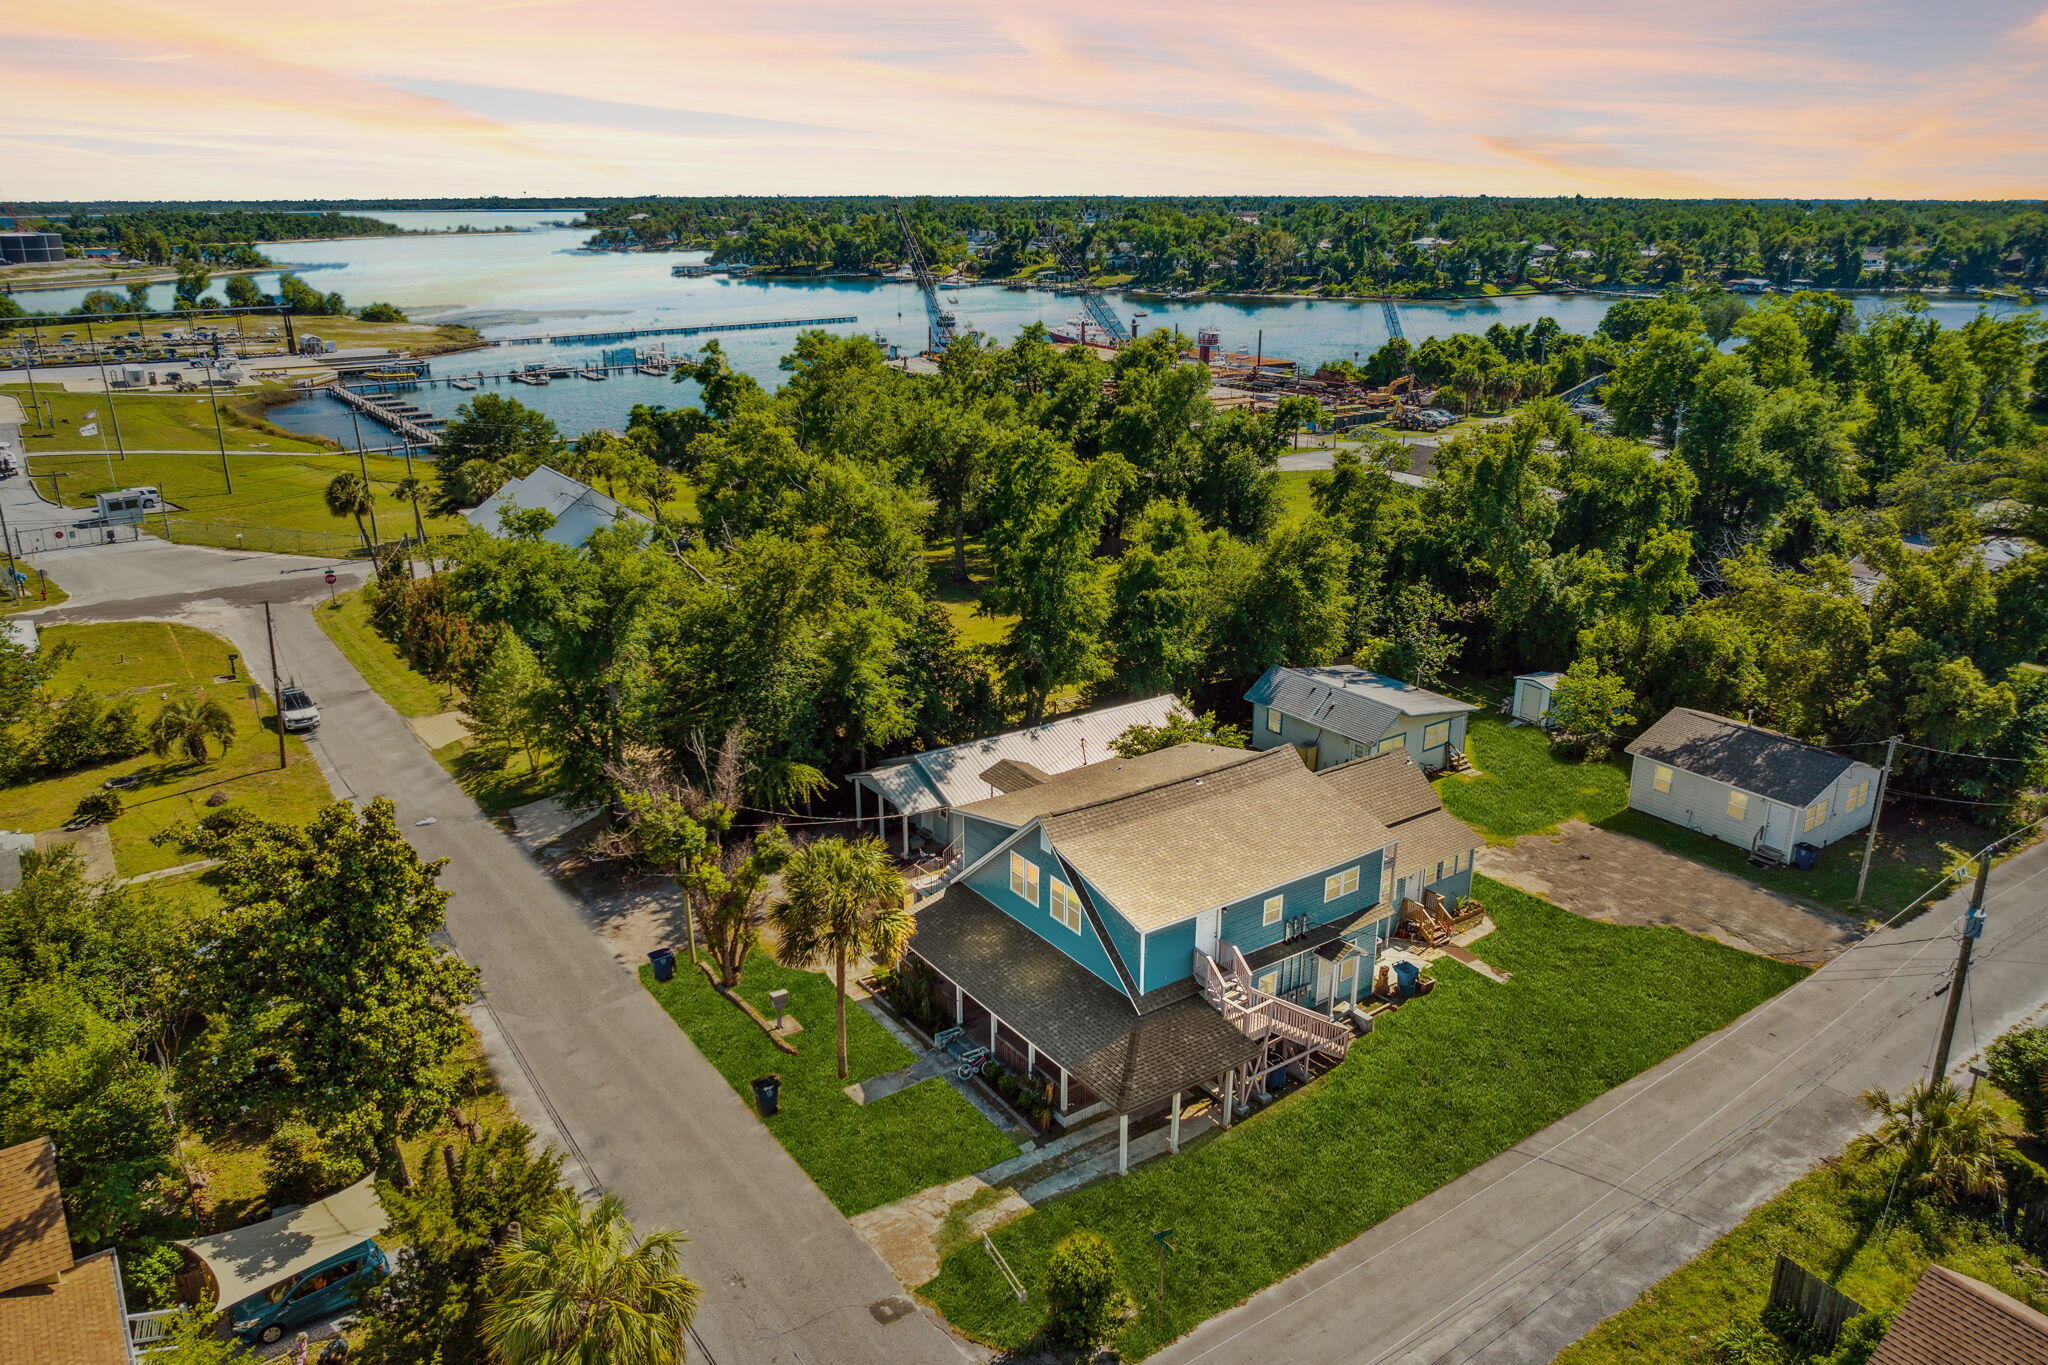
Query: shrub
1987,1024,2048,1134
1041,1228,1134,1355
120,1237,184,1310
357,302,409,323
1712,1319,1788,1365
72,790,123,825
263,1118,367,1206
33,691,146,775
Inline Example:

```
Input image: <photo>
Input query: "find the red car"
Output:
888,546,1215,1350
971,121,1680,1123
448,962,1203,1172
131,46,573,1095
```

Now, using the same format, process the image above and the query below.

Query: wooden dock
485,315,858,347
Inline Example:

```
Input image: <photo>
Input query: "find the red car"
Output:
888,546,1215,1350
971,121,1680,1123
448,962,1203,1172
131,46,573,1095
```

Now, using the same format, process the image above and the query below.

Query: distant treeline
16,199,608,213
576,195,2048,296
14,208,406,268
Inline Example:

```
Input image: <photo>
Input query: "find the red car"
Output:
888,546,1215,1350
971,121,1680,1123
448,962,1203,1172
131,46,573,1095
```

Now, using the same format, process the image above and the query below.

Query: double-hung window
1261,894,1284,926
1050,878,1083,933
1803,799,1831,832
1652,764,1674,794
1727,790,1749,821
1264,706,1282,734
1009,852,1040,905
1376,735,1404,756
1324,866,1360,902
1845,781,1870,813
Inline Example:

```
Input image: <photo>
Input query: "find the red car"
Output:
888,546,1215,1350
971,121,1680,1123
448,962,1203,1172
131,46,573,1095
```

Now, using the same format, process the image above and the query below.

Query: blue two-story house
906,740,1481,1171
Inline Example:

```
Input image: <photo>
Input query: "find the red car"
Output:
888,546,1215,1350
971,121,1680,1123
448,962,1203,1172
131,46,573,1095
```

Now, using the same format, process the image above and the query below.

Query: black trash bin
751,1074,782,1116
647,947,676,982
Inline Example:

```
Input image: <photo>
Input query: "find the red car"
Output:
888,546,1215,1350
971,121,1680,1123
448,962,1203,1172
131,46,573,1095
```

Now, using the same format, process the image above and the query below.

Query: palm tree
392,475,429,545
148,695,236,763
484,1192,699,1365
325,471,377,551
1848,1080,2006,1202
769,836,913,1079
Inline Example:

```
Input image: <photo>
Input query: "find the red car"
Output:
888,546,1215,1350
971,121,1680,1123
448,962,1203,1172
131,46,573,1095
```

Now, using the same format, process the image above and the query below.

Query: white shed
1511,672,1564,726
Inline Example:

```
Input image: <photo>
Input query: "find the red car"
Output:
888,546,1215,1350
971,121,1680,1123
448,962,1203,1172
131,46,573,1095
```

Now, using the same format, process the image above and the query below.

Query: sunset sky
4,0,2047,200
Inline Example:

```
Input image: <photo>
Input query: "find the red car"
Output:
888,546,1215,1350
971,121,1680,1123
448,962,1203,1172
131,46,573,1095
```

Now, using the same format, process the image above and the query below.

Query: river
8,209,2034,446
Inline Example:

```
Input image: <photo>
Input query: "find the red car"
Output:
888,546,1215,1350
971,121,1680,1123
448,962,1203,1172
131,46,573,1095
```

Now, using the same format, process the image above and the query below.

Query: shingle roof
1038,748,1396,932
0,1249,129,1365
0,1139,72,1294
464,465,653,544
1247,665,1477,744
979,759,1050,793
1315,750,1479,882
909,885,1258,1111
1626,708,1862,807
951,740,1247,828
852,696,1186,818
1869,1264,2048,1365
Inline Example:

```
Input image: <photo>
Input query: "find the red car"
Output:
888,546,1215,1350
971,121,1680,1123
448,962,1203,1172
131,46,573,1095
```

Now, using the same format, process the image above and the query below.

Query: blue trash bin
647,947,676,982
1792,843,1820,871
1392,960,1421,998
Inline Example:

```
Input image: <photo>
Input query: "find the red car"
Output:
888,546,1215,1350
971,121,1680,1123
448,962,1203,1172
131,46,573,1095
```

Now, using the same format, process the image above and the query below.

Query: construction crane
1039,214,1131,347
893,199,956,353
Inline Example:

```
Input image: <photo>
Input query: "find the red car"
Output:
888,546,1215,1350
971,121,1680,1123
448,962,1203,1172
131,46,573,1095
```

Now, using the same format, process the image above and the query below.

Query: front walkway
1479,818,1862,965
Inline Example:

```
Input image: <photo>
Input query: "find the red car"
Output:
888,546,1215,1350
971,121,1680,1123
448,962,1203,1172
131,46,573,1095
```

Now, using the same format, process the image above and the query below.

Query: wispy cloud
2,0,2044,197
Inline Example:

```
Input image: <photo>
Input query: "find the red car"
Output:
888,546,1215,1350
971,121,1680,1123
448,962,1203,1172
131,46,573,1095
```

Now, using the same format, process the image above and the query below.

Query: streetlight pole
263,602,287,771
1929,855,1993,1087
347,406,381,547
1850,736,1899,916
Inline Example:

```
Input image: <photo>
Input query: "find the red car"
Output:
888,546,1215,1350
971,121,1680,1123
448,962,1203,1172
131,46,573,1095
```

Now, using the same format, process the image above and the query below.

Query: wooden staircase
1441,745,1474,774
1197,947,1352,1106
1748,829,1786,869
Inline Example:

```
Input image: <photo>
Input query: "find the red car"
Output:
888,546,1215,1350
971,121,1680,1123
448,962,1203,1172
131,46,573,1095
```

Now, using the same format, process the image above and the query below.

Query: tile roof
1314,750,1479,883
1040,748,1396,932
1247,665,1477,744
1626,708,1863,807
0,1248,129,1365
951,740,1248,829
1869,1264,2048,1365
852,696,1186,818
0,1138,72,1294
909,886,1258,1111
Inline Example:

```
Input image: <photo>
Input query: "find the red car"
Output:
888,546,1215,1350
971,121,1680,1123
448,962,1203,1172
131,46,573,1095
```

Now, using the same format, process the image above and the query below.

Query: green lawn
0,621,333,875
1438,711,1972,921
922,538,1013,649
1,566,66,614
1273,469,1319,524
921,877,1805,1358
312,589,453,718
1556,1109,2047,1363
641,957,1019,1216
6,384,331,455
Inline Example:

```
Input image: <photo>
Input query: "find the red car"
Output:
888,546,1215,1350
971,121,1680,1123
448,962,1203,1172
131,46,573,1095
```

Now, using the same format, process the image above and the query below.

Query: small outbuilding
1624,708,1880,865
1510,672,1564,726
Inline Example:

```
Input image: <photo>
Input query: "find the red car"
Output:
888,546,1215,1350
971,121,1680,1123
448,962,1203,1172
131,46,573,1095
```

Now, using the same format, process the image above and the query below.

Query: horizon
4,0,2047,201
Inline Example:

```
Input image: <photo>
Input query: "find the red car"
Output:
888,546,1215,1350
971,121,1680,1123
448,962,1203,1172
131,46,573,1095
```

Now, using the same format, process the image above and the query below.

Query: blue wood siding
1141,919,1199,993
1218,848,1387,956
959,815,1011,868
1072,867,1145,990
961,832,1128,994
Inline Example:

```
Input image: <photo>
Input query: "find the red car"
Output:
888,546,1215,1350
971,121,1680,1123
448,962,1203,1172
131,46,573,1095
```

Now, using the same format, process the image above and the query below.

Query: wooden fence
1768,1254,1867,1352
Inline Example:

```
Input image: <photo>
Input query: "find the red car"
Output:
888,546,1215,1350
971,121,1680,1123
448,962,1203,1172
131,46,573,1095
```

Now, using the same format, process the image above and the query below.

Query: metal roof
1247,665,1476,744
1625,708,1865,808
179,1177,387,1310
851,695,1184,818
464,465,653,547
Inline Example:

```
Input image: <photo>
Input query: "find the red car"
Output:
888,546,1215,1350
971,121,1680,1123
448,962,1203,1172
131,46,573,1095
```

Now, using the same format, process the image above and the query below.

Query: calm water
10,210,2034,444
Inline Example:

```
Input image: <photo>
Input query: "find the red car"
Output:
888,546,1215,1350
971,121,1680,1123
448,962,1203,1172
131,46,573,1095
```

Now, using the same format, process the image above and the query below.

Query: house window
1338,956,1357,992
1845,780,1871,812
1727,790,1749,821
1009,852,1040,905
1050,879,1083,933
1324,866,1360,902
1434,861,1446,884
1652,764,1674,794
1423,720,1451,751
1804,798,1831,832
1257,970,1279,995
1262,894,1284,926
1377,735,1404,756
1381,862,1396,904
1265,706,1281,734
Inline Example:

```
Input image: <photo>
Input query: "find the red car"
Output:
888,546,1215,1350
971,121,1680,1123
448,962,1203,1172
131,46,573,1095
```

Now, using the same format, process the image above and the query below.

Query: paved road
25,535,971,1365
1155,838,2048,1365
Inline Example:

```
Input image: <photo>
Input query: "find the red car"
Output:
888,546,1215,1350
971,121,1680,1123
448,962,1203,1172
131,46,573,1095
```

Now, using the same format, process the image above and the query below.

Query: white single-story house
1624,708,1881,864
464,466,653,549
847,695,1183,855
1246,665,1478,772
1510,671,1564,726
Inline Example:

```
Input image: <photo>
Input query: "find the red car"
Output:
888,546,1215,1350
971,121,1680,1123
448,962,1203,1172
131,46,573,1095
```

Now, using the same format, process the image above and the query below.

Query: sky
3,0,2046,201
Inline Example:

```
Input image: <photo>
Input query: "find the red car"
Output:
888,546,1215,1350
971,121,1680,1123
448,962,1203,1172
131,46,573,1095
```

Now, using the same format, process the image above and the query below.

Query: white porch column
988,1010,1001,1052
1059,1067,1070,1112
1118,1114,1130,1175
1169,1091,1181,1154
853,781,863,828
954,982,964,1024
1221,1069,1235,1127
900,811,909,856
1025,1040,1036,1074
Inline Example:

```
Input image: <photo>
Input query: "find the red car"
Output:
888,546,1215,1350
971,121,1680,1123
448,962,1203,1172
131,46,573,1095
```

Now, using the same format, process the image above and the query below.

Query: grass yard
7,384,331,455
1,567,66,614
921,877,1805,1359
0,621,333,875
641,956,1019,1216
1439,711,1972,921
312,590,453,717
1273,468,1319,524
922,538,1014,650
1555,1114,2047,1363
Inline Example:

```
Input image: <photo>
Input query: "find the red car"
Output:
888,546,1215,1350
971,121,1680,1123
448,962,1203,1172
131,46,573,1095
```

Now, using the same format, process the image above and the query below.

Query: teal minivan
228,1240,389,1345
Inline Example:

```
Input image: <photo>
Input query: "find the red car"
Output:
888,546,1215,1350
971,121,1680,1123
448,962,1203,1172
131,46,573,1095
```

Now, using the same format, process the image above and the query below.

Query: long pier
344,357,676,393
328,383,443,448
486,315,857,348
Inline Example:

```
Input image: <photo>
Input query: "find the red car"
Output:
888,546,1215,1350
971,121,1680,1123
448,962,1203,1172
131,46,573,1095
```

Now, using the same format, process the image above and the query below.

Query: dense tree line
12,208,403,268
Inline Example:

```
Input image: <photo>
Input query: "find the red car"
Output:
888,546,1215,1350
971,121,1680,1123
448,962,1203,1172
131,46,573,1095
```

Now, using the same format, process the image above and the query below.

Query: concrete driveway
29,537,971,1365
1479,819,1861,966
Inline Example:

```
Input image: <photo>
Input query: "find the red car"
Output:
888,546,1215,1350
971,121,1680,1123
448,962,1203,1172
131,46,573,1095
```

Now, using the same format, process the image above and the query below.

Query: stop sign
324,571,337,585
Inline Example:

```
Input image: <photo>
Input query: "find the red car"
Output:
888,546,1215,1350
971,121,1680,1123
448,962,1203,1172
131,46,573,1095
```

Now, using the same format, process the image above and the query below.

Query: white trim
1262,893,1284,926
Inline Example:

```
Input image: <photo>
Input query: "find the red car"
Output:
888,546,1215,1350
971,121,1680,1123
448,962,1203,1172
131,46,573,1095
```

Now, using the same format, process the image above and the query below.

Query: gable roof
1316,749,1480,882
1034,747,1395,932
0,1141,130,1365
851,696,1186,819
0,1139,70,1294
1626,708,1862,808
464,465,653,546
1869,1264,2048,1365
1247,665,1477,744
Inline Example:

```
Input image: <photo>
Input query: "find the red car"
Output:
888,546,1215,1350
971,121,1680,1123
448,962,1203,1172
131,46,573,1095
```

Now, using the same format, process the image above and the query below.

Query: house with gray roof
846,695,1182,855
1624,708,1880,864
1246,664,1479,771
463,465,653,549
905,741,1480,1172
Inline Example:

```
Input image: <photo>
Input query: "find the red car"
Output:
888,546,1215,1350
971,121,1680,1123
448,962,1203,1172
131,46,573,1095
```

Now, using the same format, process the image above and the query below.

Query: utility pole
81,316,129,461
263,602,287,770
1929,855,1993,1086
349,408,381,546
203,346,233,493
1850,736,1899,916
17,338,42,434
0,494,17,600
